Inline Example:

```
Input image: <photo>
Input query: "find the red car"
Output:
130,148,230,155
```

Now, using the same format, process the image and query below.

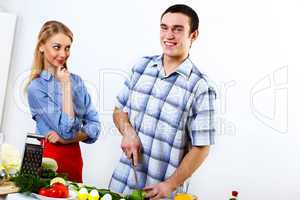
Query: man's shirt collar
149,54,193,79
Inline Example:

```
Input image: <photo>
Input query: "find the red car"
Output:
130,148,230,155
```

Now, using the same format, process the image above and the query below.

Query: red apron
42,140,83,183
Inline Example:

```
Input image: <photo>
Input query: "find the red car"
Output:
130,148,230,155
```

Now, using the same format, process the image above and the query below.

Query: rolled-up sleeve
188,82,217,146
35,115,51,136
27,84,80,140
79,81,101,144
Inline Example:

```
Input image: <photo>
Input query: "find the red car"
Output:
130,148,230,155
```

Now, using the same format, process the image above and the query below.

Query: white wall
1,0,300,199
0,11,17,132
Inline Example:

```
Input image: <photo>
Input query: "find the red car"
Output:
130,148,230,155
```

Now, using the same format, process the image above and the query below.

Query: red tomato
232,191,239,197
52,183,65,189
61,187,69,198
48,187,61,198
38,187,49,196
52,183,69,198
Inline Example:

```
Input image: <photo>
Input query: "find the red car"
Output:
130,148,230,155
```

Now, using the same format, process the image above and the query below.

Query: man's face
160,12,197,60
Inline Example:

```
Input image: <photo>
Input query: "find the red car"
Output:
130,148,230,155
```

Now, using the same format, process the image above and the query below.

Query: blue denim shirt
27,70,101,144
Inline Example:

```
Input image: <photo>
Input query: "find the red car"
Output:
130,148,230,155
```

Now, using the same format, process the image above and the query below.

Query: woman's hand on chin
56,66,71,83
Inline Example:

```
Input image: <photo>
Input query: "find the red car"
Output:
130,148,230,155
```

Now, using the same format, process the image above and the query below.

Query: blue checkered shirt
109,55,216,196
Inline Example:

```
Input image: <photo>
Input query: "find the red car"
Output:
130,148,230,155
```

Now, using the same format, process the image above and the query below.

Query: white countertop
5,193,36,200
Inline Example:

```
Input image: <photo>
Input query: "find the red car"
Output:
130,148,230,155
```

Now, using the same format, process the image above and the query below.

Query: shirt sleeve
115,57,150,112
188,80,216,146
35,115,51,136
27,83,81,140
79,79,101,144
35,115,78,139
115,67,133,113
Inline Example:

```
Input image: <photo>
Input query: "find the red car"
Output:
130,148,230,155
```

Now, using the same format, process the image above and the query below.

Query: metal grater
20,134,45,175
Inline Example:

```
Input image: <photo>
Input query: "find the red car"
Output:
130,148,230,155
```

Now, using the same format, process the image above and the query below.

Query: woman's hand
46,131,87,144
46,131,68,144
56,66,70,83
57,66,74,117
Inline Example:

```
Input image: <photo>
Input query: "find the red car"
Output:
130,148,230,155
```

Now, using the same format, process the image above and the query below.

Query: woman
27,20,100,182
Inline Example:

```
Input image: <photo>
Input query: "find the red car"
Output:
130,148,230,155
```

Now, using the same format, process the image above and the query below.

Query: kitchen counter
3,193,37,200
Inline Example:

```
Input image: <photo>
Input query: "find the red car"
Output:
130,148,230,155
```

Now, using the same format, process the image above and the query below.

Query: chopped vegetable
78,187,89,200
68,182,124,200
41,184,68,198
101,193,112,200
51,183,69,198
89,189,100,200
41,157,58,172
50,177,66,186
129,189,145,200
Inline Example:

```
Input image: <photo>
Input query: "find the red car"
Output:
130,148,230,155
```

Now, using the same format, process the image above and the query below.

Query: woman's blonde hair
27,20,73,86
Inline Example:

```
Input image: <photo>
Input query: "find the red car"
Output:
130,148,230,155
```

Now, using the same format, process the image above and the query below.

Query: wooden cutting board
0,181,19,195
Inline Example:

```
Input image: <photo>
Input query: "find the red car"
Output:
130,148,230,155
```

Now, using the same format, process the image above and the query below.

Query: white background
0,0,299,199
0,11,16,131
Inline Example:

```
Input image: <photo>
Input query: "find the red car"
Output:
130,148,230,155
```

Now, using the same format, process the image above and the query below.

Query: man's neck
163,54,188,76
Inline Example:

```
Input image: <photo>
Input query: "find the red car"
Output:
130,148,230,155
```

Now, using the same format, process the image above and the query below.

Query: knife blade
131,154,138,188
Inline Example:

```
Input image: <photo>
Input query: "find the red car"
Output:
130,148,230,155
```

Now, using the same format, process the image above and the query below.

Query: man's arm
167,146,209,188
144,146,210,200
113,107,131,135
113,107,141,166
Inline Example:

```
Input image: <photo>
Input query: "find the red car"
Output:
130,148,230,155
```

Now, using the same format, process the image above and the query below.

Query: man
109,4,216,199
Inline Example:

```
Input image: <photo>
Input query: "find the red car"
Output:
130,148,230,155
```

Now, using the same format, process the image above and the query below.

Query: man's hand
121,126,142,166
113,107,142,166
144,181,175,200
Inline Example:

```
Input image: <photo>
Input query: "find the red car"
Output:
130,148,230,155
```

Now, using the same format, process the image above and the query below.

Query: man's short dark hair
161,4,199,34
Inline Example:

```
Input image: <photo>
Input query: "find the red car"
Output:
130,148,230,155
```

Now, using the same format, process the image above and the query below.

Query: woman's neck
44,62,56,75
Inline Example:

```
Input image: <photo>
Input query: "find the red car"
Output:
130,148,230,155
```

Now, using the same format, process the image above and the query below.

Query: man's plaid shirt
109,55,216,196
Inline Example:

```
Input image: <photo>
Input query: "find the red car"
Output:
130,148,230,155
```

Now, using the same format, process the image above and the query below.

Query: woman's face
39,33,72,69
